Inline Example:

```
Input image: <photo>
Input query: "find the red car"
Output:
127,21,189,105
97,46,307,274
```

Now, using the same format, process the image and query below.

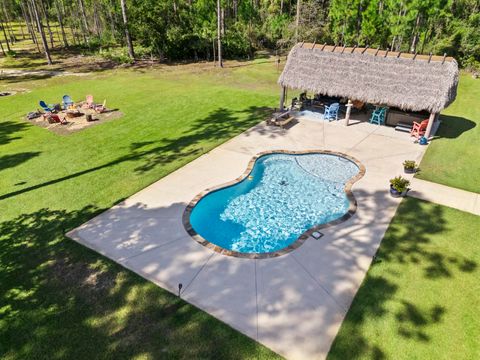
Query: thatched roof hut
278,43,459,114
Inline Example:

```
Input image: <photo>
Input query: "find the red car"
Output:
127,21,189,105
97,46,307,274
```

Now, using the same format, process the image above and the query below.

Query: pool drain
311,231,324,240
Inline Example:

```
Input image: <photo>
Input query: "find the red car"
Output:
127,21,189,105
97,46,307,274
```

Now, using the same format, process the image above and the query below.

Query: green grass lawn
328,198,480,359
0,61,281,359
2,50,480,359
416,74,480,193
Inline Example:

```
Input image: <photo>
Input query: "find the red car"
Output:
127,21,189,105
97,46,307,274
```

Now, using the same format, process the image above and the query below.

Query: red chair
410,119,429,138
43,113,67,125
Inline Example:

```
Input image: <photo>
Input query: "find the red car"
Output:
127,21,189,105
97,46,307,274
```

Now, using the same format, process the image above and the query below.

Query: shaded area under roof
279,43,459,113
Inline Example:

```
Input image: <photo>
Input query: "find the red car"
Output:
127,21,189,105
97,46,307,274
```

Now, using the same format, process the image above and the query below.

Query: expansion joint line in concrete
254,259,259,340
180,252,216,295
291,253,348,313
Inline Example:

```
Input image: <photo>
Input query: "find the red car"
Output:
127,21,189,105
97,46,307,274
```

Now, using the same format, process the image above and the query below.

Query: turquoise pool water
189,153,359,254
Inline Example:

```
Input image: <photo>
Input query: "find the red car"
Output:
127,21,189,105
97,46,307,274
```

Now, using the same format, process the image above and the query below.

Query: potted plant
389,176,410,197
403,160,418,174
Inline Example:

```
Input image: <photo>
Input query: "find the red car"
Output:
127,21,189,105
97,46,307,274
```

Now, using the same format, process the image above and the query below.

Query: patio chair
94,99,107,113
323,102,340,121
39,100,55,113
62,95,75,109
369,107,387,125
43,113,67,125
82,94,94,109
410,119,429,138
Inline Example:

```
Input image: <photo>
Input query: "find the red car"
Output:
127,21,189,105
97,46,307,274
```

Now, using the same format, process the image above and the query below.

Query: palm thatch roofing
279,43,459,113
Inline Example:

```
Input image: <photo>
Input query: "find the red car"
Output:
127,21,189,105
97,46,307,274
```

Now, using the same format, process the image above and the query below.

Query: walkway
409,178,480,216
68,118,427,359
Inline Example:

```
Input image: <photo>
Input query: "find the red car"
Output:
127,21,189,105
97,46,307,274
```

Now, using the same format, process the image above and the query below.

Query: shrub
390,176,410,193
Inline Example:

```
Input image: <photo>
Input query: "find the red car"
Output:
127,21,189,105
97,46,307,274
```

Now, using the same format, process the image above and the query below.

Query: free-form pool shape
185,151,364,258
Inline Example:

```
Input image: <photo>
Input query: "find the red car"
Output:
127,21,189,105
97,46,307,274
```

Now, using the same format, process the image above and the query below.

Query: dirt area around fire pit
26,106,123,135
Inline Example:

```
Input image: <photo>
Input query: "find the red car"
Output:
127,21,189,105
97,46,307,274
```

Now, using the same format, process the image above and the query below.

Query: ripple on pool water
189,153,359,254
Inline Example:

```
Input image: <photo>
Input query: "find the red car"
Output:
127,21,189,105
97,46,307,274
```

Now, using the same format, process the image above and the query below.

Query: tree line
0,0,479,69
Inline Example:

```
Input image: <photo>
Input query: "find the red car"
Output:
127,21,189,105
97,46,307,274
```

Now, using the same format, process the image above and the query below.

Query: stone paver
68,117,427,359
409,178,480,216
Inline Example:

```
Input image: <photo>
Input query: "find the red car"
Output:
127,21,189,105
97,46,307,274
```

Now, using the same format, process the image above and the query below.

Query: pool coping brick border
182,150,366,259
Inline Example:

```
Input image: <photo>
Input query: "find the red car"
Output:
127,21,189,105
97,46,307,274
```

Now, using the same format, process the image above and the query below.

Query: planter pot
390,185,409,198
404,167,416,174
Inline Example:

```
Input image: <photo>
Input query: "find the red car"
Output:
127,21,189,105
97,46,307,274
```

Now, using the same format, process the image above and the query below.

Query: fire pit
66,110,83,119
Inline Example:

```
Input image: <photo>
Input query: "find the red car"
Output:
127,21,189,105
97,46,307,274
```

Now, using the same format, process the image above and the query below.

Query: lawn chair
94,99,107,113
82,95,94,109
323,102,340,121
43,113,67,125
39,100,55,113
410,119,429,138
62,95,75,109
369,107,387,125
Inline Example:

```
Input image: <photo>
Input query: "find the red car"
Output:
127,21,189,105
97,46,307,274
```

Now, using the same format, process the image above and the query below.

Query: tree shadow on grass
0,106,272,201
327,197,477,359
0,204,277,359
435,114,476,139
0,120,29,146
0,152,41,172
0,72,59,84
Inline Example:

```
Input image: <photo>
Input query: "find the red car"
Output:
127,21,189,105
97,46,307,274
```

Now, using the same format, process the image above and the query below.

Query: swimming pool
185,151,364,258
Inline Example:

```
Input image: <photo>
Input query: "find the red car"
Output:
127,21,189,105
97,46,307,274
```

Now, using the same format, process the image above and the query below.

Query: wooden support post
344,100,352,126
425,112,436,138
279,86,286,111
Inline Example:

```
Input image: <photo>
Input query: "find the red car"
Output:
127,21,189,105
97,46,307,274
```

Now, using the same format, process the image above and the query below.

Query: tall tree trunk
31,0,52,64
20,23,26,40
120,0,134,59
295,0,301,42
21,0,35,42
212,37,216,65
410,13,421,53
0,37,5,55
107,7,116,38
74,0,88,44
55,0,69,47
78,0,89,39
25,0,42,53
93,1,101,36
40,0,55,48
216,0,222,67
0,23,11,52
2,4,17,43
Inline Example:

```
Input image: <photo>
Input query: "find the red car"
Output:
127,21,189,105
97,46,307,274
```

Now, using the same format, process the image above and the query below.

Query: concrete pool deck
68,118,427,359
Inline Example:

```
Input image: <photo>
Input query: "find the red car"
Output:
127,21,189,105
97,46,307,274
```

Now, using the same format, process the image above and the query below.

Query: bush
390,176,410,193
98,47,134,64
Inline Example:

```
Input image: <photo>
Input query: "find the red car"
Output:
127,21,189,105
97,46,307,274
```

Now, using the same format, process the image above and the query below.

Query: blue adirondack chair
369,107,387,125
63,95,74,109
323,102,340,121
39,100,54,113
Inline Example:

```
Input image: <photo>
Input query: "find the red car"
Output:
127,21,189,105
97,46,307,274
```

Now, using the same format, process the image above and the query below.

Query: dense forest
0,0,479,69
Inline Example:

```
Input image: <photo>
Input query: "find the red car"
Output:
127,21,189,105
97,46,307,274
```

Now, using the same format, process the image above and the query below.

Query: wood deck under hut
278,43,459,138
